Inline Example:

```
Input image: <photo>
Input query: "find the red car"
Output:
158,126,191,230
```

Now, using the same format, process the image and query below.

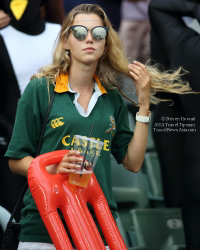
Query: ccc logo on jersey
50,117,65,128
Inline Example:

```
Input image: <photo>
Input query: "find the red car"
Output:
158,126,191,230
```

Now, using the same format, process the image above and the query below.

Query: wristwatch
136,111,151,123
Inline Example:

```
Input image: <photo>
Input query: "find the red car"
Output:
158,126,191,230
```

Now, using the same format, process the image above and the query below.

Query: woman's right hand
47,150,83,174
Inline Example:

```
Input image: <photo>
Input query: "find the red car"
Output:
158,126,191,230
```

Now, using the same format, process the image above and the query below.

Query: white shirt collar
68,81,102,117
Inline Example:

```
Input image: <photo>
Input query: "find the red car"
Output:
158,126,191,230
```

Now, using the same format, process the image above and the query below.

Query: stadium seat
111,155,149,208
146,116,156,152
140,152,165,207
143,152,164,197
128,110,135,131
128,208,186,250
111,154,149,245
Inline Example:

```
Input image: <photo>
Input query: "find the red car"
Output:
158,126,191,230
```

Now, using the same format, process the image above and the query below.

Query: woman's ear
63,38,69,50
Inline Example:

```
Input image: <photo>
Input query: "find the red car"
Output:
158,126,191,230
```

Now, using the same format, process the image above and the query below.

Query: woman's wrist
46,164,58,174
138,104,150,116
136,104,151,123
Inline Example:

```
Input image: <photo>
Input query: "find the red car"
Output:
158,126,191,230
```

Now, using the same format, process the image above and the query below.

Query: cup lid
75,135,104,146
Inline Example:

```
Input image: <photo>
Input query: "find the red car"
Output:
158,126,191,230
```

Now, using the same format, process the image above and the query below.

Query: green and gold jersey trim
54,73,107,94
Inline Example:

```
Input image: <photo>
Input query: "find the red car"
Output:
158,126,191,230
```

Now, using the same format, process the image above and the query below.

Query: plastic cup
68,135,104,187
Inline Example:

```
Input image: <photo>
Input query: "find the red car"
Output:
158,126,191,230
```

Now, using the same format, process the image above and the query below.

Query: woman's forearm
8,154,80,177
122,105,149,172
8,156,34,177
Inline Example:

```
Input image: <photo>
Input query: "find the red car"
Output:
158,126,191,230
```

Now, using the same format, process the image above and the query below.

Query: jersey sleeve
4,101,42,159
111,94,133,164
4,78,50,159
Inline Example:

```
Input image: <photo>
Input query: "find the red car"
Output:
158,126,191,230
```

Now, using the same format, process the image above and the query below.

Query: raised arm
122,61,150,172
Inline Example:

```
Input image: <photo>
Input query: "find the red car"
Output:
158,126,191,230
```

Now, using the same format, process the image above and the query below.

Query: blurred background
1,0,200,249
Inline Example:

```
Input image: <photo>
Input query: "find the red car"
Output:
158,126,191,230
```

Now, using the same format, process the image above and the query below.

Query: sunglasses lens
92,27,107,41
73,26,87,40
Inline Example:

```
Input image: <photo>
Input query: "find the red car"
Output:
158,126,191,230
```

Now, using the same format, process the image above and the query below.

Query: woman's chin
72,54,102,66
81,56,100,65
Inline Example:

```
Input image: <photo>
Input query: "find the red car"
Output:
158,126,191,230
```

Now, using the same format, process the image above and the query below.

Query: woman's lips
84,48,95,52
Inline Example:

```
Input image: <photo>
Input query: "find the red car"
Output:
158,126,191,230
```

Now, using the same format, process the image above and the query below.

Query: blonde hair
31,4,196,105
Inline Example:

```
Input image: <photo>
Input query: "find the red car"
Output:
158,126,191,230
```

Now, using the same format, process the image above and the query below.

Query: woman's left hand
129,61,150,107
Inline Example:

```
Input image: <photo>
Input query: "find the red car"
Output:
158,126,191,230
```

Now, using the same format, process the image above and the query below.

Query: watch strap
136,111,151,123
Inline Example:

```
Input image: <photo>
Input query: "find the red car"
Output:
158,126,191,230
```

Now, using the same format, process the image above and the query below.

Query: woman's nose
85,30,93,42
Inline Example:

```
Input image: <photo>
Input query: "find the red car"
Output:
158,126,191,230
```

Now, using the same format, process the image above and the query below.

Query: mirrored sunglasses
69,25,108,41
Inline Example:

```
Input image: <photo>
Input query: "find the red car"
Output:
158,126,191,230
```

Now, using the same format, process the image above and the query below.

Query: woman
5,4,193,250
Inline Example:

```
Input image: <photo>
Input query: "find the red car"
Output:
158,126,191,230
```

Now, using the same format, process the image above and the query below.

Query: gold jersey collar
54,73,107,94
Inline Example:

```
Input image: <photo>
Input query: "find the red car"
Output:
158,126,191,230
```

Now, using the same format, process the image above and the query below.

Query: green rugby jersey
5,74,133,243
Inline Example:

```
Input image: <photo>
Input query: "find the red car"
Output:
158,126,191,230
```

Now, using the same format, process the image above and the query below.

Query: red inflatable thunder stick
28,150,128,250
